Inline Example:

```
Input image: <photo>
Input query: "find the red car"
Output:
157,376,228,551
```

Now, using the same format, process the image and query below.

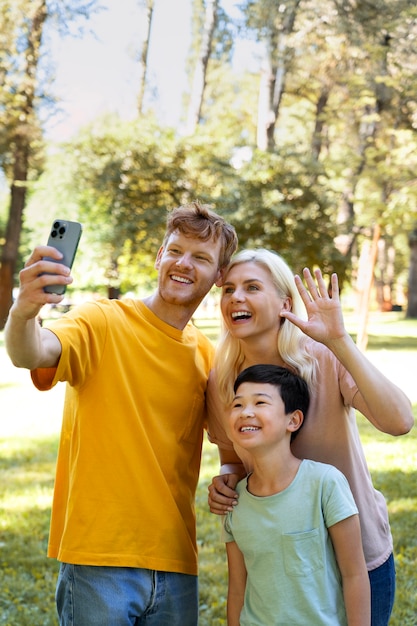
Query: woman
207,249,414,626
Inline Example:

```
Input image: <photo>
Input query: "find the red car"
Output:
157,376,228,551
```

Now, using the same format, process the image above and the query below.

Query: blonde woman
207,249,413,626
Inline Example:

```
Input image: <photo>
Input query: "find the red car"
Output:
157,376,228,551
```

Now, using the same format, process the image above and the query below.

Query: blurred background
1,0,417,342
1,2,417,623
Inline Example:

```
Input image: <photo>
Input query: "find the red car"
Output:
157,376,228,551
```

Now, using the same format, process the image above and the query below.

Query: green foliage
24,111,349,293
3,0,417,308
230,149,347,278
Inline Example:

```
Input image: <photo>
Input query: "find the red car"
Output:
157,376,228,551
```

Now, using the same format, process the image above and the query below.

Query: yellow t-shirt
32,299,214,575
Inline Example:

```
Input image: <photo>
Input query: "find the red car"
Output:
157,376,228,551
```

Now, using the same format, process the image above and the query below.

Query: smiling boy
223,364,370,626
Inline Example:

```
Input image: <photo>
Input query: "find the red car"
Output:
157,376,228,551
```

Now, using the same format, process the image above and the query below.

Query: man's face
155,231,223,309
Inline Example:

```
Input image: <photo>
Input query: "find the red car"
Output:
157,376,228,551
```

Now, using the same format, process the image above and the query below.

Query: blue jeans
56,564,198,625
369,553,396,626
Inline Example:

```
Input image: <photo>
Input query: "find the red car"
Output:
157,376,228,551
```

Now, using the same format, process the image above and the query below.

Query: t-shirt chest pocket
282,528,324,577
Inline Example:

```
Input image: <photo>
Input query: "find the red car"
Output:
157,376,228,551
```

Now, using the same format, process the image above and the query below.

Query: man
5,201,238,626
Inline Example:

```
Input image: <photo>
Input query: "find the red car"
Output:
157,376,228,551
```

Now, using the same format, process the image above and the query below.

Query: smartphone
43,219,82,295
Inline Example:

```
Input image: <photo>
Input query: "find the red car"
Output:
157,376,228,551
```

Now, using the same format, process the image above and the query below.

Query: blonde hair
214,249,317,405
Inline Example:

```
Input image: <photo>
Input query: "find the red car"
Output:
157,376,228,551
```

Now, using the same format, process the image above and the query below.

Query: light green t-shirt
223,459,358,626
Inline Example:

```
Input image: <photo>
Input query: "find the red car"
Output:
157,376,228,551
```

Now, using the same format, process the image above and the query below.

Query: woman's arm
329,514,371,626
208,445,245,514
206,371,246,513
281,268,414,435
226,541,247,626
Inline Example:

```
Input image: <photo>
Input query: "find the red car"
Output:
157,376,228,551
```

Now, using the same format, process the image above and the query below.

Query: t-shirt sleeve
322,465,359,529
31,301,107,389
221,512,235,543
31,365,59,390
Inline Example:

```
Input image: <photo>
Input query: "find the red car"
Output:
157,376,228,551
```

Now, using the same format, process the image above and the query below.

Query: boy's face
229,381,297,450
155,230,223,309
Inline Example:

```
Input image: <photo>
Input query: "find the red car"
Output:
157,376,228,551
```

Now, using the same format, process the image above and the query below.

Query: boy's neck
247,452,302,497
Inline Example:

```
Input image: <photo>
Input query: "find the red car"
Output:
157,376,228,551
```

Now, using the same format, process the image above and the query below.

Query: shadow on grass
0,437,59,625
0,519,59,626
0,435,58,471
370,468,417,550
350,334,417,351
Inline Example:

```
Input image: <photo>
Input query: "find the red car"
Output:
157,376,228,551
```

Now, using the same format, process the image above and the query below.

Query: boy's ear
288,409,303,434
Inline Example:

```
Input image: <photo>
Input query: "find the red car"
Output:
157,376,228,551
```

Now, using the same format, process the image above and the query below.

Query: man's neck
142,293,197,330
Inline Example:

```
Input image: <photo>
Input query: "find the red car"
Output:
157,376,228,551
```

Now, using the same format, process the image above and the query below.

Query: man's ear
215,267,226,287
154,246,164,269
288,409,303,434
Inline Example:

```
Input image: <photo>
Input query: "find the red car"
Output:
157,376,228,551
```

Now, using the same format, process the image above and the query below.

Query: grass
1,311,417,625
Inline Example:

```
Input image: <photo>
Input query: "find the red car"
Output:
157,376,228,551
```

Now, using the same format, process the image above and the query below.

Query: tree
25,115,204,295
227,149,347,278
0,0,47,329
241,0,301,151
0,0,98,328
406,224,417,318
10,0,417,316
136,0,154,115
185,0,219,134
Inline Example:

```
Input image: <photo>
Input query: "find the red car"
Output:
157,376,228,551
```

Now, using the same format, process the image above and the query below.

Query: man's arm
5,314,61,369
226,541,247,626
281,268,414,436
5,245,70,369
329,515,371,626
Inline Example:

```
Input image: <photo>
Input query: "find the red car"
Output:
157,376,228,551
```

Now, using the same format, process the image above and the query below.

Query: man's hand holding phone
13,246,71,320
43,219,82,295
11,220,82,322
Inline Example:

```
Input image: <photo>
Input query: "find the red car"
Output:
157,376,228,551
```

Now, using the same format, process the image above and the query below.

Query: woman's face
220,261,290,340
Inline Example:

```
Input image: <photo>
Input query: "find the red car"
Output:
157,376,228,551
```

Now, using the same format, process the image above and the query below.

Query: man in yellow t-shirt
5,201,238,626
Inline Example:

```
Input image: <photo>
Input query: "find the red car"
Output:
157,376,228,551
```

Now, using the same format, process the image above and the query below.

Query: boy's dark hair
233,364,310,440
164,200,238,270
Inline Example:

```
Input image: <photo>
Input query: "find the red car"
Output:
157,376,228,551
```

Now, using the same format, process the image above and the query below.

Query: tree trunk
136,0,154,115
311,86,330,160
406,224,417,318
356,223,381,351
256,0,301,151
0,0,47,330
185,0,218,135
0,139,29,327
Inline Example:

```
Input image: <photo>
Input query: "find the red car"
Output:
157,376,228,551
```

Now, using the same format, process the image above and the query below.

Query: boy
223,364,370,626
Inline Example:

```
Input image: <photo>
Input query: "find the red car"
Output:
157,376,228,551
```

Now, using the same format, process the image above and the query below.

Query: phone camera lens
51,230,57,238
59,226,66,237
53,221,60,229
